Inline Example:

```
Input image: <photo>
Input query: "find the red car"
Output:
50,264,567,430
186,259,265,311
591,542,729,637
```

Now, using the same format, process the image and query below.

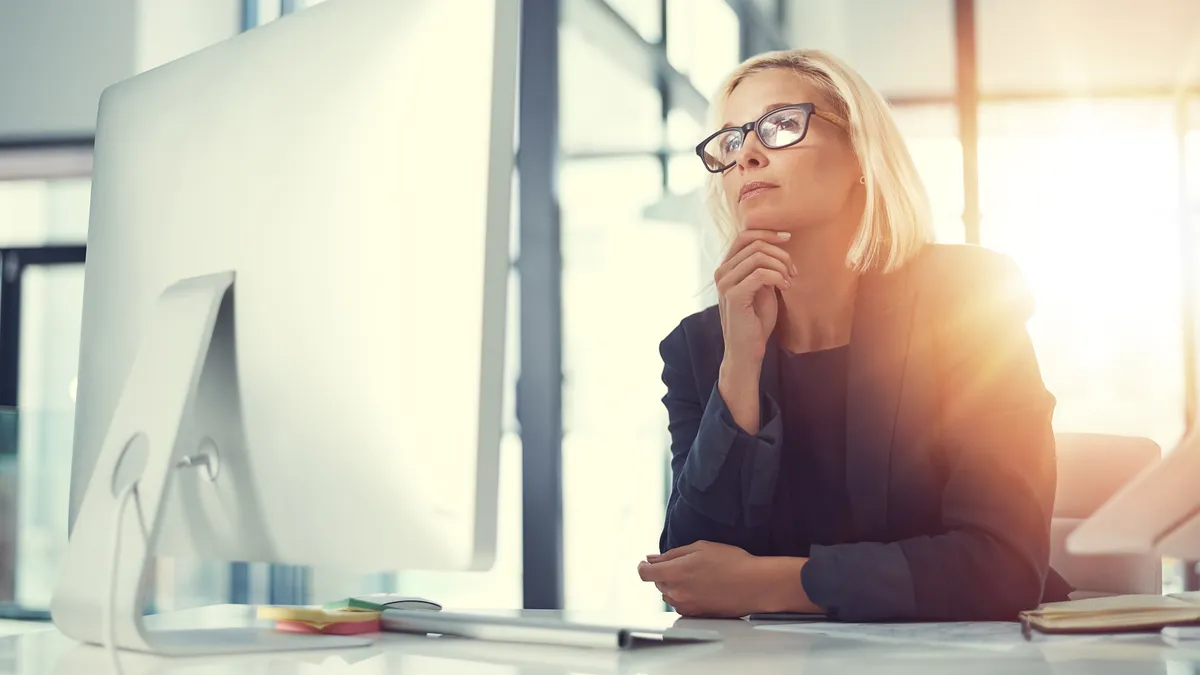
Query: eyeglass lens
700,107,811,172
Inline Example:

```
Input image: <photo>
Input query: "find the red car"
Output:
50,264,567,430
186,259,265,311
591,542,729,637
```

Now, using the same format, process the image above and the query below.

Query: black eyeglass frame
694,102,850,174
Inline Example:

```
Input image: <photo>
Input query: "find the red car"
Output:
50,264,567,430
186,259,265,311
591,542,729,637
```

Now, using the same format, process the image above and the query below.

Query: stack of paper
257,606,381,635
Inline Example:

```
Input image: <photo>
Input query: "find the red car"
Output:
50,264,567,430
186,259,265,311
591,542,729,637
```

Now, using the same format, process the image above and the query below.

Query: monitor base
49,271,366,656
116,627,369,657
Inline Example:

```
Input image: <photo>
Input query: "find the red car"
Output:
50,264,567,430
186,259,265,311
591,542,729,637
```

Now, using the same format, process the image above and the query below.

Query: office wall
784,0,955,98
0,0,137,138
0,0,240,140
785,0,1200,98
975,0,1200,94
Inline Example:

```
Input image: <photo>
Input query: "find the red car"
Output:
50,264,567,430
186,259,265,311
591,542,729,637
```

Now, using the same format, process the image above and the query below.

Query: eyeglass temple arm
813,110,850,130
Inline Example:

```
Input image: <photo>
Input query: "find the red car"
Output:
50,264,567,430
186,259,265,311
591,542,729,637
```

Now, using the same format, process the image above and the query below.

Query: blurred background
0,0,1197,623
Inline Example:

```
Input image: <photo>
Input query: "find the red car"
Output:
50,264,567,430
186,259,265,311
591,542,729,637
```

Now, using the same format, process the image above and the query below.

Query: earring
859,176,866,185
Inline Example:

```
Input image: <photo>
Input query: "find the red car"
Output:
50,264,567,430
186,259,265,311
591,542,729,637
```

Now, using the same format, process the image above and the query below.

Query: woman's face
717,69,863,236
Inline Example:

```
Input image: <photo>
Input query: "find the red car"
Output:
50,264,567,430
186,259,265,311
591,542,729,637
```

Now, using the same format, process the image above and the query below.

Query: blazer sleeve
801,252,1058,621
658,321,784,554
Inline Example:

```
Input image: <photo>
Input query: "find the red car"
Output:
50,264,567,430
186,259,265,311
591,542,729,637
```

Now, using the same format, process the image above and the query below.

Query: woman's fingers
720,230,792,266
715,251,792,293
719,237,797,279
724,268,788,308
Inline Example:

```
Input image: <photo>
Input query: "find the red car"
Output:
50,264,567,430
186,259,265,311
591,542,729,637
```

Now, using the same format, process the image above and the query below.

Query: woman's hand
715,230,794,433
716,230,795,366
637,541,816,618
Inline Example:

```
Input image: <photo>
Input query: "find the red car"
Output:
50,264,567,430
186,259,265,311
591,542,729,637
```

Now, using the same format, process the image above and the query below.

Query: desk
3,605,1200,674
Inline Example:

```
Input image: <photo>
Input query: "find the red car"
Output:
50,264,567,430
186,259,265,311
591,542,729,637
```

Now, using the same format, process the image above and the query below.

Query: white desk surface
4,605,1200,674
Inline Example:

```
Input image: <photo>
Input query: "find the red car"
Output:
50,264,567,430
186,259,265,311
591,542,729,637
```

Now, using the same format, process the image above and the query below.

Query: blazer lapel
846,266,917,542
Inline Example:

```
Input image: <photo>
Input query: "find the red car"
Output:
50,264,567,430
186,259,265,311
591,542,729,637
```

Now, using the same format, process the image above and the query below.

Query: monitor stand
50,271,371,656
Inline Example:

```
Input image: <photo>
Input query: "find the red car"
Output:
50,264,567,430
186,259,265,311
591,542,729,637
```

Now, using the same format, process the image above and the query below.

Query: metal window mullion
564,0,707,124
953,0,980,246
517,0,565,611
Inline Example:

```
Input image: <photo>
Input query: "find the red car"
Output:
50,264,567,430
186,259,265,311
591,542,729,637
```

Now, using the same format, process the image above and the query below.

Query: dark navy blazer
657,244,1071,622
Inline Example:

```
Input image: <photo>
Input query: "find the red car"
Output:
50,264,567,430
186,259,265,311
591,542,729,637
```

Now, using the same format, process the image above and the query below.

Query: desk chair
1050,432,1162,597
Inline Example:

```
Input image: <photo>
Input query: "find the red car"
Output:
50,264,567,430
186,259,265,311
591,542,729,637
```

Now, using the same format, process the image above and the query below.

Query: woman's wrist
719,351,762,384
718,356,762,433
751,556,820,614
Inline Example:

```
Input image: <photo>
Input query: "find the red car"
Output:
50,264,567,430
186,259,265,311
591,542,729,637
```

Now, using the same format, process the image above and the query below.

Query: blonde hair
705,49,934,273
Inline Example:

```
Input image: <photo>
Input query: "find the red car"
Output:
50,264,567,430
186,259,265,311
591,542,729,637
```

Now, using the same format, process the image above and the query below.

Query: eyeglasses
695,103,849,174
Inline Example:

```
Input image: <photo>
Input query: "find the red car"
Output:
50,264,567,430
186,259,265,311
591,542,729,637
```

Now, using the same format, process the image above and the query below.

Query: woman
636,49,1072,621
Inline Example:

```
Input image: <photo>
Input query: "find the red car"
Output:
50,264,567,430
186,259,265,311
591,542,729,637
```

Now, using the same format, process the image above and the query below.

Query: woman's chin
737,205,794,233
739,213,829,235
739,217,791,234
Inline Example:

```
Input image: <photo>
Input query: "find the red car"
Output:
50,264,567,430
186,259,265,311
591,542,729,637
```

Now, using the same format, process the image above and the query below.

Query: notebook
1019,592,1200,636
256,605,382,634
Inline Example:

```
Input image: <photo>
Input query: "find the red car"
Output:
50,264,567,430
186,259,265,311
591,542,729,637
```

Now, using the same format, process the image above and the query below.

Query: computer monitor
50,0,519,657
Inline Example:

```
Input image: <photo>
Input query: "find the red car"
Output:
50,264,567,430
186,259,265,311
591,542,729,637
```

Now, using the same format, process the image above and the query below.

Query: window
559,3,716,604
978,100,1186,450
666,0,740,98
560,24,664,153
560,156,706,612
891,105,966,245
0,179,90,246
603,0,661,43
0,178,90,612
15,265,84,609
559,0,725,611
666,108,709,204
